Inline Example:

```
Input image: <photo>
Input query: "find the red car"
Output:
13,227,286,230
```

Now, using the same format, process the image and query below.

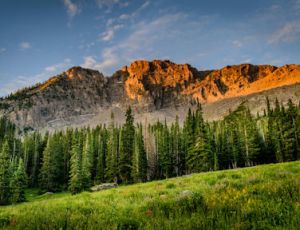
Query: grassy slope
0,161,299,230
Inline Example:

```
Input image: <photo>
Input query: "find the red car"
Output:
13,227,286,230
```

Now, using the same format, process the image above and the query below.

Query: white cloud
100,24,123,41
232,40,243,48
95,0,119,8
106,18,114,26
268,20,300,44
1,73,49,96
119,14,130,20
45,58,72,72
270,4,281,11
140,1,150,10
81,48,119,74
1,59,72,96
95,0,129,9
118,13,184,54
130,0,151,18
20,42,31,49
63,0,79,18
101,30,114,41
84,13,186,75
78,42,95,50
82,56,97,69
241,58,252,63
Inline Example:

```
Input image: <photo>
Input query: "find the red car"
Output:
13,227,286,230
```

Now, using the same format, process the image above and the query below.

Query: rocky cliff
0,60,299,130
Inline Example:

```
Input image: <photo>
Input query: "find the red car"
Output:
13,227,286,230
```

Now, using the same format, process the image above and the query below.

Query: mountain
0,60,299,130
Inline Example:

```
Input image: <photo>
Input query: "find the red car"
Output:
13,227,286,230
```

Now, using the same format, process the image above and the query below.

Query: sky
0,0,300,96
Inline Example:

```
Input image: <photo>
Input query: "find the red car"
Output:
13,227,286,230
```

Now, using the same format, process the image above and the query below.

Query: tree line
0,98,299,204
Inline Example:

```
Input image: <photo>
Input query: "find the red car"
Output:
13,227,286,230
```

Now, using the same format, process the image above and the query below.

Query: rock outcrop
0,60,299,130
90,183,118,192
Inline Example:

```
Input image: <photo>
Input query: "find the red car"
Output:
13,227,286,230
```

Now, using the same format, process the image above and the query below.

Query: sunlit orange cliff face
121,60,300,103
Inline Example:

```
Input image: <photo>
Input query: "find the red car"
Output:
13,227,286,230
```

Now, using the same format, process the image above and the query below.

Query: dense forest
0,97,299,205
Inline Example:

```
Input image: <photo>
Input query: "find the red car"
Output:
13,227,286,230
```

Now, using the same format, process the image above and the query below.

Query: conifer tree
0,140,11,205
39,133,64,191
105,113,119,182
119,107,135,183
81,132,92,189
96,127,108,183
131,125,147,182
39,138,52,191
31,132,43,187
10,158,27,203
171,117,184,176
69,133,83,194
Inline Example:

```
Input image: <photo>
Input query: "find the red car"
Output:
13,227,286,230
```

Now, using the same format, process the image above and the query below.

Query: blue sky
0,0,300,96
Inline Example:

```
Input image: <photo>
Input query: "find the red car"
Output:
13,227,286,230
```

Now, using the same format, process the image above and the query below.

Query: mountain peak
1,60,299,130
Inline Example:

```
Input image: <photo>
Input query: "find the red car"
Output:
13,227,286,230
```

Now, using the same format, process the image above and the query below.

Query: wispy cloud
95,0,119,8
118,13,185,55
83,13,187,74
268,20,300,44
45,58,72,72
119,14,130,20
99,1,151,42
19,42,31,50
81,48,119,74
232,40,243,48
1,58,72,96
139,1,150,10
100,24,123,41
95,0,129,9
1,73,48,96
63,0,79,18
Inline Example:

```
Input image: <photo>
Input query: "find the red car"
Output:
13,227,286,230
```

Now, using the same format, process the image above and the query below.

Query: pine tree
39,133,64,192
96,127,108,183
0,140,11,205
10,158,27,203
81,132,92,189
171,117,184,176
186,104,212,172
131,125,147,182
265,98,277,163
31,132,43,187
281,99,298,161
119,107,135,183
68,133,83,194
159,121,173,178
105,113,119,182
39,137,52,191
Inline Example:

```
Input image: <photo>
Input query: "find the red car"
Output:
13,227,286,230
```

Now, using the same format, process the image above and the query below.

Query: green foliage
119,107,135,184
69,133,83,194
0,140,11,205
132,124,147,182
10,158,27,203
105,120,119,183
39,133,64,192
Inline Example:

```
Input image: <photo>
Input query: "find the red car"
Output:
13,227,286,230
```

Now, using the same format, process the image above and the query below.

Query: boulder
90,183,118,192
179,190,193,198
42,192,54,196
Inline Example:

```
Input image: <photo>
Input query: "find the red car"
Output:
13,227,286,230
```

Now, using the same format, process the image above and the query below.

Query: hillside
0,161,299,229
0,60,299,130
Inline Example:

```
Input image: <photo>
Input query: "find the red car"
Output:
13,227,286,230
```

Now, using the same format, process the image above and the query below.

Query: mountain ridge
0,60,299,130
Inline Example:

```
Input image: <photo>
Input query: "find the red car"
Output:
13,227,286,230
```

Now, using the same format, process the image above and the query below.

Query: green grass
0,161,300,229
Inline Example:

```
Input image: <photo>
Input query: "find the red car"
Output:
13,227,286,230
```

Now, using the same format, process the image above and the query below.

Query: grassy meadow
0,161,299,229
